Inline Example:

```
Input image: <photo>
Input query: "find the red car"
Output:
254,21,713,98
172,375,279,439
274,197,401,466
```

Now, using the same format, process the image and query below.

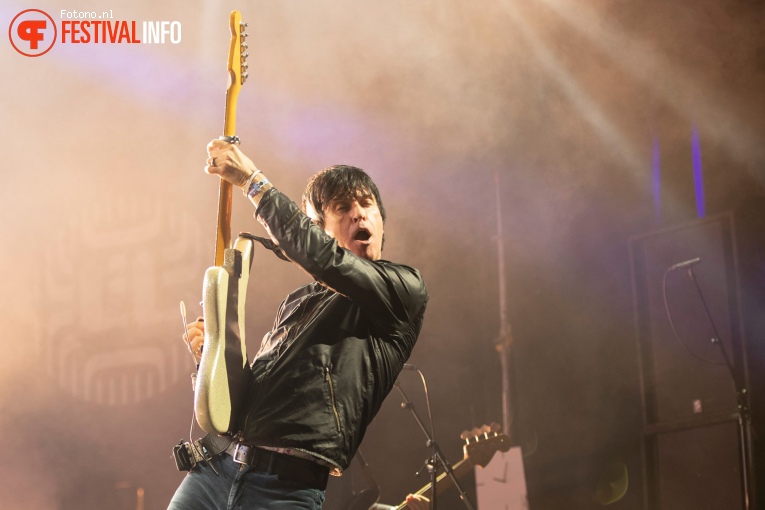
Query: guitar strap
239,232,291,262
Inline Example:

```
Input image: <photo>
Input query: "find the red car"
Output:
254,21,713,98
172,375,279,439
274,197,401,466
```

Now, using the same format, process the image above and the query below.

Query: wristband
246,176,271,198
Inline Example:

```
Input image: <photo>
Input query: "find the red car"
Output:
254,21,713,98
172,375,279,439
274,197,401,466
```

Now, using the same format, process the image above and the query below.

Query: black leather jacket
239,189,428,473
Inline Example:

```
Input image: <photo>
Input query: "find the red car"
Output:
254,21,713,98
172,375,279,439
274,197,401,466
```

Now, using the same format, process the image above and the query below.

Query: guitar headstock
223,11,248,138
461,423,512,468
227,11,249,86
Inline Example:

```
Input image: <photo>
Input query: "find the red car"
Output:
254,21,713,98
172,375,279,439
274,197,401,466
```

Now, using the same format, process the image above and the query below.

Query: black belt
224,442,330,491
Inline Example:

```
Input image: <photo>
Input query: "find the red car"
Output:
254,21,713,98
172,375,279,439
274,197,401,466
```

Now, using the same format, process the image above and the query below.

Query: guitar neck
213,10,245,266
214,180,232,266
395,457,472,510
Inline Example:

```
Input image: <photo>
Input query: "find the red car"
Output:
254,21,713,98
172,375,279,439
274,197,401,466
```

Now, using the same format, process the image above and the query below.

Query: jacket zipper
324,366,341,433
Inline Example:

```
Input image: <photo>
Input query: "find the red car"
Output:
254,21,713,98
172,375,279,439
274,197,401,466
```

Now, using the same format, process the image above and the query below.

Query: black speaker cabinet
643,416,746,509
629,214,753,509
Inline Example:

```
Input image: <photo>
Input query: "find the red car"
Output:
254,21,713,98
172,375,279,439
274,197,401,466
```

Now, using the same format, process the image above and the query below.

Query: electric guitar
393,425,511,509
194,10,254,435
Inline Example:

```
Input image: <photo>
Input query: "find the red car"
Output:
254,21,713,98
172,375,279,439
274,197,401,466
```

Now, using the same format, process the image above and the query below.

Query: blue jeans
168,453,326,510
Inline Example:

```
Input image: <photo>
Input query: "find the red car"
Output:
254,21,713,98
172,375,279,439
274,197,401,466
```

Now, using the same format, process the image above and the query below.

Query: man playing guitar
168,141,428,510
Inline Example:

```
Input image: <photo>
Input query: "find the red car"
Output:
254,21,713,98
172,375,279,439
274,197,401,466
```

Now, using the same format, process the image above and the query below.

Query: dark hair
302,165,386,228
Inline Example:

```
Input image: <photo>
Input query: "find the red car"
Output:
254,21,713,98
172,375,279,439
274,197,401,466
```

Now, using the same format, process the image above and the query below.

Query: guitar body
193,10,251,435
195,235,254,434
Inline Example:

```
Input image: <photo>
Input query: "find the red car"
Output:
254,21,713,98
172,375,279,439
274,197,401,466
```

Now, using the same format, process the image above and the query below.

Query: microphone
669,257,701,271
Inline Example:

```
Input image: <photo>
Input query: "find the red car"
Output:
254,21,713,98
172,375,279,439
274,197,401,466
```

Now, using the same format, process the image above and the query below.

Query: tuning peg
241,72,249,84
242,52,249,59
240,42,248,51
241,62,249,69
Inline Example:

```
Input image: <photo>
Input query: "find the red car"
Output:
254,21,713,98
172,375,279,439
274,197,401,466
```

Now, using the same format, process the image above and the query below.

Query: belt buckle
232,443,253,465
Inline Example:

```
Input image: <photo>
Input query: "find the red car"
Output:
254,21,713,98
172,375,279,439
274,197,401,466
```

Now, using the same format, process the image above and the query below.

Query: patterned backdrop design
38,193,203,405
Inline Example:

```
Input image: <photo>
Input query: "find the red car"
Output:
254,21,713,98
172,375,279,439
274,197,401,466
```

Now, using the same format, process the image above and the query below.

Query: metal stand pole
395,379,476,510
688,267,753,510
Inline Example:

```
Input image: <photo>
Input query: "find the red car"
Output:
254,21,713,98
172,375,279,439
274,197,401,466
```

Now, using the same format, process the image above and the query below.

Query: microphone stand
686,266,753,510
395,374,476,510
493,171,514,438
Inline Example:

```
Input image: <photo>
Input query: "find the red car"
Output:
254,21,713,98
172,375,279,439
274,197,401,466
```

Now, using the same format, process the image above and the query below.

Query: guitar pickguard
195,235,254,434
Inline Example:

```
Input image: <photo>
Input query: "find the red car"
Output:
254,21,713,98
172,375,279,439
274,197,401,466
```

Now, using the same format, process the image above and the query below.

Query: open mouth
354,229,371,242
